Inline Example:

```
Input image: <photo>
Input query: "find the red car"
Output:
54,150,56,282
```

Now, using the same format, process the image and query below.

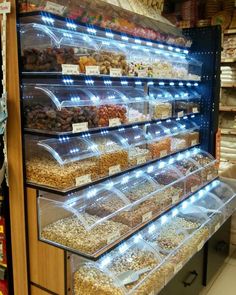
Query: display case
70,179,236,295
19,19,202,80
22,82,151,134
148,86,201,120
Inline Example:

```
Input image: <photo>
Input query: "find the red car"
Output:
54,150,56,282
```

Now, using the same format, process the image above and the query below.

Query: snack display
148,138,171,159
20,18,202,80
19,0,192,47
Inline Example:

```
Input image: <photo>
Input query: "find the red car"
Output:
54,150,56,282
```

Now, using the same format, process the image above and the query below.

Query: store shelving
219,106,236,112
15,2,226,294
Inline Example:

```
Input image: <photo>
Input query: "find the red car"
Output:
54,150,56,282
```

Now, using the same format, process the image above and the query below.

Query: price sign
109,165,121,176
45,1,65,15
109,118,121,127
72,122,88,133
110,68,122,77
142,212,153,223
86,66,100,75
0,2,10,14
62,64,80,75
137,156,146,165
75,174,92,187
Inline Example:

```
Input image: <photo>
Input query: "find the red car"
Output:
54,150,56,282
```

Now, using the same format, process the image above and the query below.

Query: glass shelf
37,148,218,258
70,179,236,294
25,120,200,193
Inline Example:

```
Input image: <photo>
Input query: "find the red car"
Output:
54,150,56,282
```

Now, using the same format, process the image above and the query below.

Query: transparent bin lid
93,237,163,293
36,136,98,165
22,84,146,109
146,122,166,140
173,153,202,176
149,87,174,102
190,150,217,168
116,126,151,147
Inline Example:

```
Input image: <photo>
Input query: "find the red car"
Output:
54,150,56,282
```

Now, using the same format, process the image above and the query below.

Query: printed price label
110,68,122,77
207,174,213,181
75,174,91,187
160,150,168,157
109,165,121,176
197,241,205,252
161,113,170,119
109,118,121,127
138,69,147,77
191,185,198,193
72,122,88,133
215,223,220,232
137,156,146,165
107,231,120,244
45,1,65,15
174,263,183,274
142,212,153,223
0,2,11,14
62,64,80,75
191,139,197,146
86,66,100,75
192,107,199,114
172,195,179,204
178,111,184,118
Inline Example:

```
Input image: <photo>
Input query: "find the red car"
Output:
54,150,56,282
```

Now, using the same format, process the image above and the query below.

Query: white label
172,195,179,204
75,174,91,187
160,150,168,157
142,212,153,223
62,64,80,75
107,231,120,244
178,111,184,118
192,107,199,113
72,122,88,133
138,69,147,77
191,185,198,193
86,66,100,75
197,241,205,252
137,156,146,165
109,165,121,176
191,139,198,146
174,263,183,274
207,174,213,181
161,113,169,119
0,2,11,14
215,223,220,232
109,118,121,127
110,68,122,77
45,1,65,15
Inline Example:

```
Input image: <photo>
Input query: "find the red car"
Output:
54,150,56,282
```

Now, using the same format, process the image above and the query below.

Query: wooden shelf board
224,29,236,35
221,58,236,63
221,83,236,88
220,106,236,112
221,128,236,135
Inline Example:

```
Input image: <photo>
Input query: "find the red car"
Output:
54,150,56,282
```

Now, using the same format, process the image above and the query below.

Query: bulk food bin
115,127,152,167
24,130,129,191
19,21,202,80
22,82,150,134
70,188,226,295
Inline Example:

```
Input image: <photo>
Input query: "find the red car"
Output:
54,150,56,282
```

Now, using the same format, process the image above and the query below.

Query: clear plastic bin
22,82,150,134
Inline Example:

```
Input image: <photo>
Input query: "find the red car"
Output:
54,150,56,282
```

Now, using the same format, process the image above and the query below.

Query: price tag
45,1,65,15
192,107,199,114
62,64,80,75
191,185,198,193
75,174,91,187
178,111,184,118
86,66,100,75
107,231,120,244
215,223,220,232
160,150,168,157
142,212,153,223
172,195,179,204
197,241,205,252
137,156,146,165
138,69,147,77
207,174,213,181
109,118,121,127
174,263,183,274
109,165,121,176
110,68,122,77
161,113,169,119
0,2,11,14
72,122,88,133
191,139,198,146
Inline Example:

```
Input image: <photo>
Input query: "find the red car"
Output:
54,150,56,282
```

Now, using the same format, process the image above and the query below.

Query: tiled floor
200,249,236,295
